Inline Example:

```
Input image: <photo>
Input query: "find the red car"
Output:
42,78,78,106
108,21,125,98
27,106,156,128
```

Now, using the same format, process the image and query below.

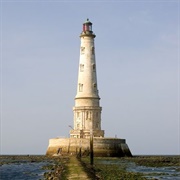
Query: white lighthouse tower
46,19,132,157
70,19,104,138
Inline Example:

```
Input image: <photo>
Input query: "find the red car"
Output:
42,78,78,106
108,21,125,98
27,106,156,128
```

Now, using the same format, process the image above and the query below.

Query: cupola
83,18,92,32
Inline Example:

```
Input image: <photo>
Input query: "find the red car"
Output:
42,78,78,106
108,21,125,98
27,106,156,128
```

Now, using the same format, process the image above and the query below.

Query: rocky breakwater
43,155,69,180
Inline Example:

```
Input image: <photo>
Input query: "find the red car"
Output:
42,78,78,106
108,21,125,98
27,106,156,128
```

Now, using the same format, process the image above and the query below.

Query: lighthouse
46,19,132,157
70,19,104,138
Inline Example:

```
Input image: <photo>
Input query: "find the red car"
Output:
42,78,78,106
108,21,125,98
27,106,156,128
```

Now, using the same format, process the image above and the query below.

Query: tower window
79,83,83,92
77,112,80,118
96,112,98,118
86,111,88,120
91,47,95,54
92,64,95,71
80,64,84,72
93,83,97,92
81,47,85,54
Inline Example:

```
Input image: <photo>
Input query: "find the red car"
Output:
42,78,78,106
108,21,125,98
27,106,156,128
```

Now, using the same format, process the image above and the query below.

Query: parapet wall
46,137,132,157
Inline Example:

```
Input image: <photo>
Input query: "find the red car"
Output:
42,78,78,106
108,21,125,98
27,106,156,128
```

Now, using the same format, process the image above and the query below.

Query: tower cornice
80,32,96,38
75,97,100,100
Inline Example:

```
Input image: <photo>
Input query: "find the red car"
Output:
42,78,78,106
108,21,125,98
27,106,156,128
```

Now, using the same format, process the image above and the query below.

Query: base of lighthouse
46,137,132,157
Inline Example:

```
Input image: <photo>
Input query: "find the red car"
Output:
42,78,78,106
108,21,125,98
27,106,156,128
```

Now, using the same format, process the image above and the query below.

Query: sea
0,155,51,180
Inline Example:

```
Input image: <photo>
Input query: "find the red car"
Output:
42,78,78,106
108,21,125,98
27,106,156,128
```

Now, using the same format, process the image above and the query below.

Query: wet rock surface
42,156,69,180
0,155,179,180
125,155,180,167
88,156,180,180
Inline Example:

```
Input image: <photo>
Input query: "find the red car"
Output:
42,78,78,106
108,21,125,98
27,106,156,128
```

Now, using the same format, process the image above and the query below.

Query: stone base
46,137,132,157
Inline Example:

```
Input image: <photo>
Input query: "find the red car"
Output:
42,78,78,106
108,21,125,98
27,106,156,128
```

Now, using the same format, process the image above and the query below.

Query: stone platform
46,137,132,157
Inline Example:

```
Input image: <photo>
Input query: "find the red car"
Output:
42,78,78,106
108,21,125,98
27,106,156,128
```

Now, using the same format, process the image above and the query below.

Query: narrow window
79,83,83,92
77,112,80,118
80,64,84,72
81,47,85,54
91,47,95,54
93,83,97,92
86,111,88,120
92,64,95,71
96,112,98,118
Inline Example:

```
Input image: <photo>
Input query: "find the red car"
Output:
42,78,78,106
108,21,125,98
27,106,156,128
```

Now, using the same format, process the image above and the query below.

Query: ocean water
0,156,51,180
0,162,48,180
128,162,180,180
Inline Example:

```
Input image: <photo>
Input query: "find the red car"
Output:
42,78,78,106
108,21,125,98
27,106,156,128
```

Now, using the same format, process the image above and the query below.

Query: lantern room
83,18,92,32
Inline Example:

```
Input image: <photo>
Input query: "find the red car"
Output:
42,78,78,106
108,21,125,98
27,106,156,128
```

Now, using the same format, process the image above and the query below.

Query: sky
0,0,179,155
